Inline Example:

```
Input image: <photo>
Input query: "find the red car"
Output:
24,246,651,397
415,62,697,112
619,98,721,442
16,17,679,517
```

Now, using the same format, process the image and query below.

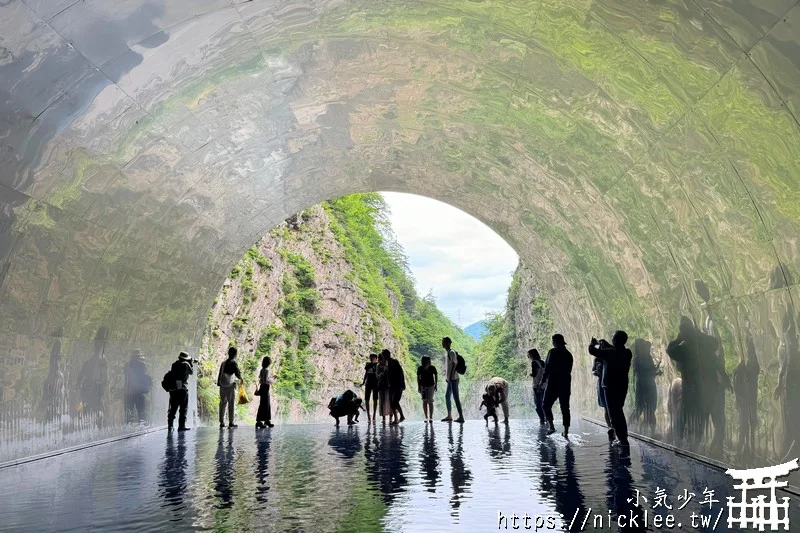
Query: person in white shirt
441,337,464,423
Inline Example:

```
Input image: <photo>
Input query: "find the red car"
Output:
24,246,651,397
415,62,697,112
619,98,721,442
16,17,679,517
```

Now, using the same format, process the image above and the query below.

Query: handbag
254,387,261,396
237,382,249,405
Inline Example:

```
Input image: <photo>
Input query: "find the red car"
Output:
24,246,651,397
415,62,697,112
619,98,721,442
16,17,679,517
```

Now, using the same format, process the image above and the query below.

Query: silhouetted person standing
542,334,573,438
217,346,243,428
168,351,193,431
528,349,546,424
631,338,661,433
256,356,274,429
592,356,613,440
442,337,464,423
589,332,632,447
124,349,152,423
733,332,760,459
384,349,406,425
360,353,379,422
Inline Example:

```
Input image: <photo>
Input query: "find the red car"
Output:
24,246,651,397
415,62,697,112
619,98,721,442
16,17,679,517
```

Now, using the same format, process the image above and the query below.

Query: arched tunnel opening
1,0,800,530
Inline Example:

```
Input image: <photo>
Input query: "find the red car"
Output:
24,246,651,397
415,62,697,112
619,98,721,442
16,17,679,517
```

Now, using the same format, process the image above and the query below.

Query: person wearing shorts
360,353,379,422
417,356,438,422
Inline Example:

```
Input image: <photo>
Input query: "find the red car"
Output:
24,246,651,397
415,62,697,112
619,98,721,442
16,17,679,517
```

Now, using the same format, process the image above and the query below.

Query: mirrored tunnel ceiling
1,0,799,348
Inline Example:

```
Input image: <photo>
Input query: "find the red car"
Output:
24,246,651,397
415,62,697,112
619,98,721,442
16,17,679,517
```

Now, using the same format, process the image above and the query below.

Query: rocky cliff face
199,204,401,423
198,194,475,424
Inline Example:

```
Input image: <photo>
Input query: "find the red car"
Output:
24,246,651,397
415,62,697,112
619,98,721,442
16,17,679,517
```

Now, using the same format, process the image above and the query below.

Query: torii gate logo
725,458,799,531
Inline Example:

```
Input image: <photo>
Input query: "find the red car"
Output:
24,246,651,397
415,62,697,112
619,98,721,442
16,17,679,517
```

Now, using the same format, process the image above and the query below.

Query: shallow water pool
0,419,796,532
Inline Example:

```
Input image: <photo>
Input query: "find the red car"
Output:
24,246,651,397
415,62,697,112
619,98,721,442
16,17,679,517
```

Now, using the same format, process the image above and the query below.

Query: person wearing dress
256,356,274,429
376,352,392,423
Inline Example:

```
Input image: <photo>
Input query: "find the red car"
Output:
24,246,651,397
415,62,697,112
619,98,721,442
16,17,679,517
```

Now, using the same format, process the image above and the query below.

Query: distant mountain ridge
464,320,488,340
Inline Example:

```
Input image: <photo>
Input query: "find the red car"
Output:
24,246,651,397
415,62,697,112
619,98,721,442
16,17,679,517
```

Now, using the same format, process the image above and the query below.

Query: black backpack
455,351,466,375
161,370,176,392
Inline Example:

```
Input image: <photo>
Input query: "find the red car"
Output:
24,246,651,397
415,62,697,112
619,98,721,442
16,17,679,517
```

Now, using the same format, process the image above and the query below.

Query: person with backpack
485,377,510,424
441,336,465,423
166,351,194,431
217,346,243,428
528,349,546,424
542,334,573,438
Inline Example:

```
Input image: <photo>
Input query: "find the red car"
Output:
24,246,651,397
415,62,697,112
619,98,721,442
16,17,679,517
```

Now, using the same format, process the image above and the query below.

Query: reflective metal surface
1,0,800,471
2,419,791,532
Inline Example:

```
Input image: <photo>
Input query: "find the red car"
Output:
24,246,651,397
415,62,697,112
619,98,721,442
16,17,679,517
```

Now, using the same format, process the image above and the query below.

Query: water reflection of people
123,349,152,423
604,448,645,532
538,439,585,532
448,423,472,516
328,426,362,459
255,431,272,503
77,326,109,424
214,429,235,509
378,425,408,504
158,432,189,514
420,422,440,493
631,338,661,434
42,328,65,422
732,331,760,460
487,424,511,461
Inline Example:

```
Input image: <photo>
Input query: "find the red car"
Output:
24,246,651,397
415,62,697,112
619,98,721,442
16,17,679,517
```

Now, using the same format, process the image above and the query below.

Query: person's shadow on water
328,426,362,459
255,431,272,504
214,430,235,510
158,432,189,514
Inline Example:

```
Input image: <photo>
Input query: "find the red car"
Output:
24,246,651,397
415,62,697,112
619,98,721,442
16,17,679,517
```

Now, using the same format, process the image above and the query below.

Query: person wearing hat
124,349,152,423
542,334,573,438
168,351,194,431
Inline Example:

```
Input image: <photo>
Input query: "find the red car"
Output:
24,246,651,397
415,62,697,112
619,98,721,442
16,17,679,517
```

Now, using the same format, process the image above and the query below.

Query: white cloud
381,192,519,327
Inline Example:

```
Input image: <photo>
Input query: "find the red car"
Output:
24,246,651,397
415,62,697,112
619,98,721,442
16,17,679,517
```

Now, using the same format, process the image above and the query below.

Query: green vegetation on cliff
475,265,556,381
200,193,477,421
325,193,476,369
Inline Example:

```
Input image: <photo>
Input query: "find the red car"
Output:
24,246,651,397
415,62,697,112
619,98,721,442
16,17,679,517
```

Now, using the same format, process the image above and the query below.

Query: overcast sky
381,192,519,328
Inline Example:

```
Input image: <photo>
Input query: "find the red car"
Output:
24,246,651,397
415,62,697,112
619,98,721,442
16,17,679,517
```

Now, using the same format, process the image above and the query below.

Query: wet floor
0,419,796,532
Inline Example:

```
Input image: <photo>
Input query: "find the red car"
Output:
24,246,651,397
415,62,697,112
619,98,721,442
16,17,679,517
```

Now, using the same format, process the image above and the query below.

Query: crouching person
328,390,362,426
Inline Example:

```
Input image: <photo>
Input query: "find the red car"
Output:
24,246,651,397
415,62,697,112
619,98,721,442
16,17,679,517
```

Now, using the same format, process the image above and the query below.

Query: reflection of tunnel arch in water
0,0,800,477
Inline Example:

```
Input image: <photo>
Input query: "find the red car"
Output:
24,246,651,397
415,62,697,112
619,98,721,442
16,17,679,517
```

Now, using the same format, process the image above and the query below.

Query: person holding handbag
218,346,243,428
255,356,274,429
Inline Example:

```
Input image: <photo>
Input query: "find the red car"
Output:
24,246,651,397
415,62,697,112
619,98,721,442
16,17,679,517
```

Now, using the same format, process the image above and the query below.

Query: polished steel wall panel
1,0,800,472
